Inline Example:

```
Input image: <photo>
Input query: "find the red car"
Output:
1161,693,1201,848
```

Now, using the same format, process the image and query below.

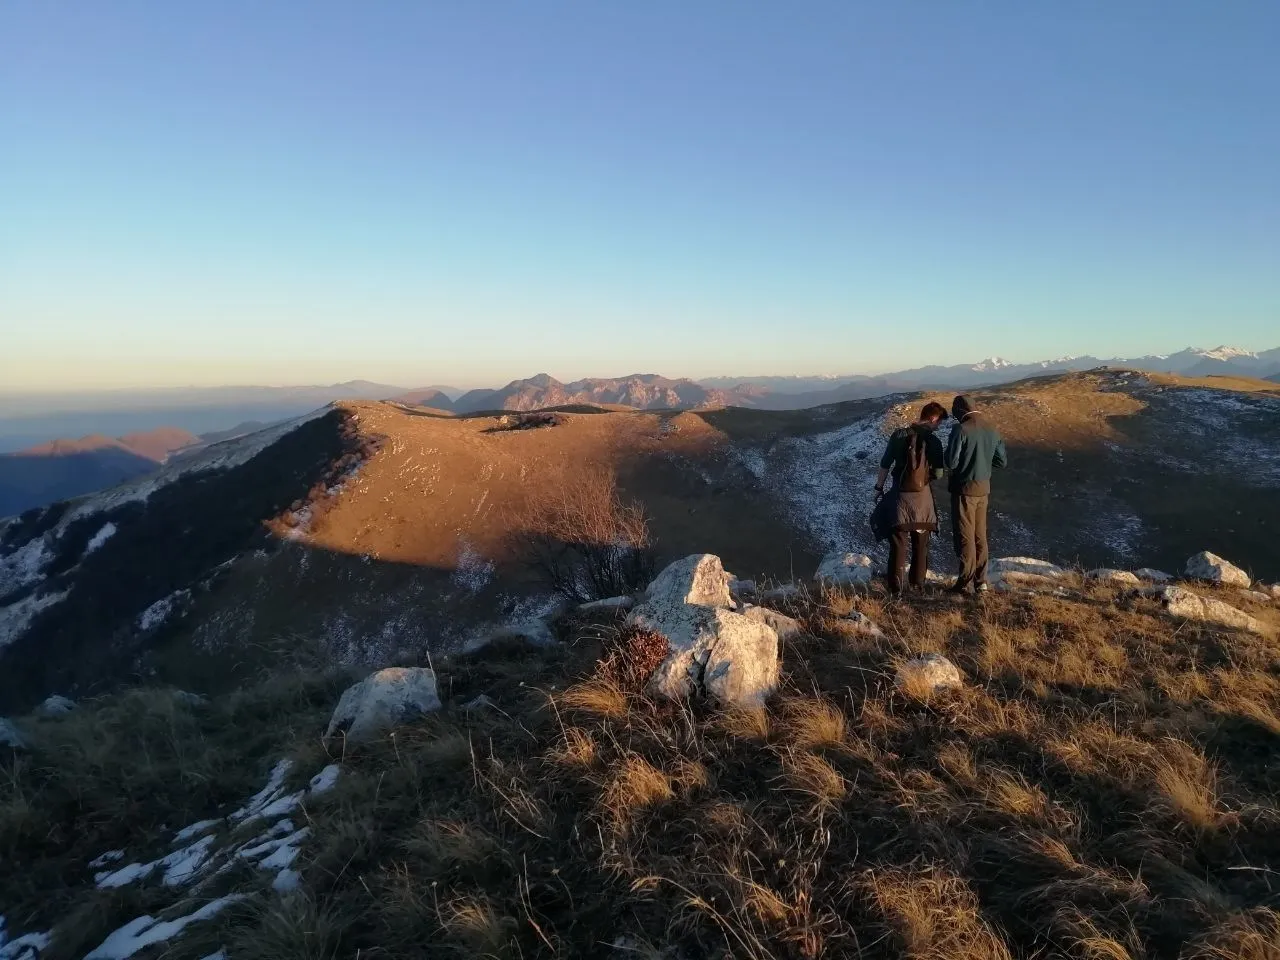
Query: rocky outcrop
1154,586,1266,634
895,654,964,698
37,695,76,717
1184,551,1251,589
324,667,442,743
0,717,27,750
741,605,804,641
1086,569,1141,586
814,551,874,587
627,555,779,707
991,558,1067,580
1135,568,1172,582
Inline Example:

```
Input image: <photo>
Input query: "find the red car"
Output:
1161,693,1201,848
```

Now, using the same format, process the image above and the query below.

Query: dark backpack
898,428,932,493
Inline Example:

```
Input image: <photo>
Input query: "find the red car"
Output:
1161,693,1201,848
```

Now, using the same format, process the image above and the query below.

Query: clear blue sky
2,2,1277,390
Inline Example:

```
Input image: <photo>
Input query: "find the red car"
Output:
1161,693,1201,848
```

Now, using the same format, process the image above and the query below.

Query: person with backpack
945,394,1008,594
872,402,948,593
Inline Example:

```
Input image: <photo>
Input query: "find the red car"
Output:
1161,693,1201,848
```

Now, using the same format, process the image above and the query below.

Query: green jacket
945,413,1008,495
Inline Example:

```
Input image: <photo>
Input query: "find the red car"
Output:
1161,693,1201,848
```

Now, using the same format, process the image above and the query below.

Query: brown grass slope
3,580,1280,959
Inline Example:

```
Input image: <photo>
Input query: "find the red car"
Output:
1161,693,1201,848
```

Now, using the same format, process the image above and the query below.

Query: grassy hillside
3,577,1278,959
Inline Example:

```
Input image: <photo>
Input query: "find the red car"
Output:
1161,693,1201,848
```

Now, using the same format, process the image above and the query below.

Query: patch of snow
0,537,52,600
0,918,51,960
199,952,228,960
230,759,293,822
452,540,495,593
90,850,126,868
83,522,118,556
84,895,244,960
96,834,218,889
136,589,192,632
237,827,311,863
272,868,302,893
0,590,69,650
308,764,340,795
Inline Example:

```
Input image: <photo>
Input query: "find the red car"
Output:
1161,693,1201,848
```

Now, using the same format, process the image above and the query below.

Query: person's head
952,395,974,420
919,401,947,425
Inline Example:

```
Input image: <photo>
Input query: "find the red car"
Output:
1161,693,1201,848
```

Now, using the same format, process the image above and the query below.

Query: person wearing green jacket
944,395,1008,593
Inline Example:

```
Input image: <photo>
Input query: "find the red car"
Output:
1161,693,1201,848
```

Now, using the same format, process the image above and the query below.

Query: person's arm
928,434,946,480
945,425,963,472
875,434,897,496
992,434,1008,469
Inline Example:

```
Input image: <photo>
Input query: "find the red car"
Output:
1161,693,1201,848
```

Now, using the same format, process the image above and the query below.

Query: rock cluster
325,667,442,743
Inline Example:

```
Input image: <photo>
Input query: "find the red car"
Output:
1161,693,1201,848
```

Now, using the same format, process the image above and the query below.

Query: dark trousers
951,493,989,589
888,529,930,592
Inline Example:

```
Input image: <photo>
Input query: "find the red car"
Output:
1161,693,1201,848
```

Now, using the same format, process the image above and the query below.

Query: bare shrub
598,625,670,692
513,466,655,602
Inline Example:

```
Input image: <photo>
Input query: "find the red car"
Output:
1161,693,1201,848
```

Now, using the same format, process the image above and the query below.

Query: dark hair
952,395,974,420
920,401,948,422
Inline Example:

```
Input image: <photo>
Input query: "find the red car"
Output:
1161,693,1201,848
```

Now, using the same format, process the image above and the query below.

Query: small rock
842,611,886,637
1156,586,1266,635
1263,583,1280,600
1184,551,1251,589
991,557,1066,580
728,578,758,599
324,667,442,743
576,595,636,614
1245,591,1273,603
37,695,76,717
814,551,874,587
1086,569,1141,586
0,717,28,750
759,583,803,604
741,605,803,640
1135,568,1173,582
460,694,499,712
895,654,964,698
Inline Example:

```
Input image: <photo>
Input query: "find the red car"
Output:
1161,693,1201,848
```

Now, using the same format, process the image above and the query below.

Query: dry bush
557,678,629,718
513,466,655,602
777,696,847,750
601,754,674,827
598,625,670,692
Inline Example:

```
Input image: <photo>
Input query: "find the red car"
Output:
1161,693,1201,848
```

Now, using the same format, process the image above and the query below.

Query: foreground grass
3,585,1280,959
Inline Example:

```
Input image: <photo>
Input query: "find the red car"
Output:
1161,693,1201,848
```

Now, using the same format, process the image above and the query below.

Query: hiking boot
946,582,973,596
976,582,990,594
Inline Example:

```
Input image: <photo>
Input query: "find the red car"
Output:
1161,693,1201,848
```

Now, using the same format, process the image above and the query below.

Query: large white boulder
1135,568,1173,582
324,667,442,743
628,555,778,706
1155,586,1265,634
1184,552,1251,589
0,717,28,750
895,654,964,698
646,554,732,608
814,551,874,587
1086,568,1141,586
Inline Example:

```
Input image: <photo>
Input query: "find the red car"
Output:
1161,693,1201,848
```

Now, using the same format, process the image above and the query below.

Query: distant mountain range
0,427,200,517
402,345,1280,414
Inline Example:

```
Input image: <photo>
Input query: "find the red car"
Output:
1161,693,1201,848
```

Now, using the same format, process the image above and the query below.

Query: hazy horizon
4,3,1278,391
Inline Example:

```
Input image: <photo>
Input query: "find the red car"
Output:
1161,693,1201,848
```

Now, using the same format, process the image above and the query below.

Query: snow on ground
66,408,333,525
136,589,192,632
736,414,889,554
84,896,244,960
83,522,117,556
452,540,496,593
0,918,51,960
0,538,51,601
0,590,69,651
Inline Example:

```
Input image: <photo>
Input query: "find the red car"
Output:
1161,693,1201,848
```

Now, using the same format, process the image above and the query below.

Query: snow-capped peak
1195,345,1256,362
971,357,1014,372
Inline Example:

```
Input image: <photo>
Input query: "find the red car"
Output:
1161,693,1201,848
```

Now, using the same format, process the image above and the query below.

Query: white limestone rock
1155,586,1265,635
895,654,964,698
576,595,636,614
1135,568,1173,582
324,667,442,743
37,695,76,717
990,558,1067,580
842,612,886,637
741,605,804,641
1184,551,1251,589
814,551,874,587
1086,568,1141,586
645,554,732,608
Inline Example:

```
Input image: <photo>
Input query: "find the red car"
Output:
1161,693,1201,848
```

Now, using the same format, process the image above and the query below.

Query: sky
2,2,1278,391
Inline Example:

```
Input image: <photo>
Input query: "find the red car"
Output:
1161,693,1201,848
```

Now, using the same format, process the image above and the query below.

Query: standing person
945,395,1008,594
872,402,948,593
